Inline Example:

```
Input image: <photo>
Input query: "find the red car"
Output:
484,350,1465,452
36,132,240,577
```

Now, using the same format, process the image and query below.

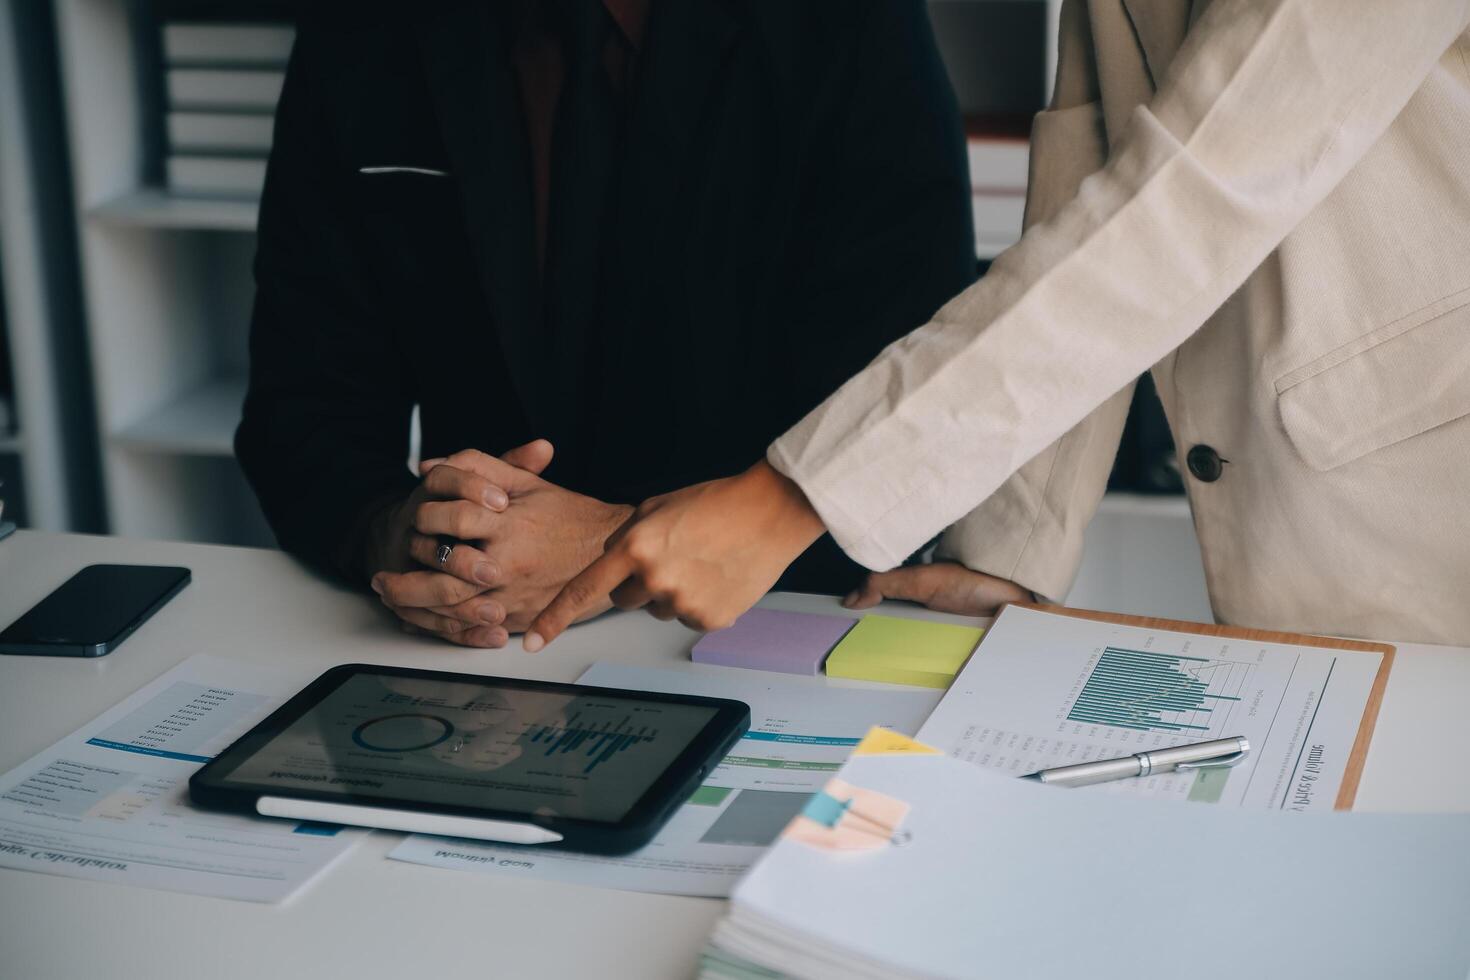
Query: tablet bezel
189,663,751,854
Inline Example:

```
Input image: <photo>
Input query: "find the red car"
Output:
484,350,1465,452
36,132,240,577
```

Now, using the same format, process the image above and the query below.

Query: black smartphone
0,564,191,657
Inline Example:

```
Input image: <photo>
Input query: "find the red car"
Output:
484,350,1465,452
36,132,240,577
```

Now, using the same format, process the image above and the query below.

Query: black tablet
189,664,750,855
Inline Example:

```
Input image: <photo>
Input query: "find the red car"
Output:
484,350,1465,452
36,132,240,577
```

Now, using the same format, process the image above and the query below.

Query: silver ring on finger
436,542,453,567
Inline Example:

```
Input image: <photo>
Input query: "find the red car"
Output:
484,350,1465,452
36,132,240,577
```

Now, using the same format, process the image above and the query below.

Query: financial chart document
917,606,1385,810
389,663,942,896
0,656,363,902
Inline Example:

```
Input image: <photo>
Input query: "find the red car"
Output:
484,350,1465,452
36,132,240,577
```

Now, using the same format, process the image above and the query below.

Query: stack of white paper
701,748,1470,980
161,22,293,198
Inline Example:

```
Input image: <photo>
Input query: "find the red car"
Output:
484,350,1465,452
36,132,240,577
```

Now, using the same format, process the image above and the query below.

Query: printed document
706,746,1470,980
918,606,1385,809
388,663,941,896
0,655,364,902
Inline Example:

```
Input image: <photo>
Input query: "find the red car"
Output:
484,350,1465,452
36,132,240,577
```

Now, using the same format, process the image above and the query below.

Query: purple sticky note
691,608,858,675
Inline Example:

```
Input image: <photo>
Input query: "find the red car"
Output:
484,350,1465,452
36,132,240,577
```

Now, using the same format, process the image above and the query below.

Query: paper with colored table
0,655,364,902
387,663,941,896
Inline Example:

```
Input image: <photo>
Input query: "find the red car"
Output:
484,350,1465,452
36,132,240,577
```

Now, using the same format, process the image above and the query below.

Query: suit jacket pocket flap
1277,288,1470,471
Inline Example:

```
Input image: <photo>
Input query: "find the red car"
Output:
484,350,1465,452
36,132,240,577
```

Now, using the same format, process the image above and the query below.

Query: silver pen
1020,736,1249,787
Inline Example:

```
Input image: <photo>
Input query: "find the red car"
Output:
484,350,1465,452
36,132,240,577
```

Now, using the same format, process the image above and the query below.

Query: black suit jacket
237,0,975,591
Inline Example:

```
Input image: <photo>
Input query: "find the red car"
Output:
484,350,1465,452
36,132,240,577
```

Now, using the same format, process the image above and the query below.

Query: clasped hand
367,440,632,648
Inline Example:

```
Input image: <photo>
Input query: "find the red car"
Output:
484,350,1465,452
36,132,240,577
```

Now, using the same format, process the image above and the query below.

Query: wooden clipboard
1006,602,1395,810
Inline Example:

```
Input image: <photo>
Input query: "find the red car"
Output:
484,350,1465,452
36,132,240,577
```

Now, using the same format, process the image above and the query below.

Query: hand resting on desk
841,562,1032,616
367,441,631,648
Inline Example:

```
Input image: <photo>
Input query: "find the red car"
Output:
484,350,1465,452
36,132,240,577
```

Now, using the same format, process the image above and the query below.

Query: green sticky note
687,785,735,807
824,615,984,689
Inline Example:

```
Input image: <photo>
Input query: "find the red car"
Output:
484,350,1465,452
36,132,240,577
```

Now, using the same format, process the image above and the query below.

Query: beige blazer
770,0,1470,645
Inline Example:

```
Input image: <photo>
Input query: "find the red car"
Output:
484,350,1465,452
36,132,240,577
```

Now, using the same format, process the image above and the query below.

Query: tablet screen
219,673,721,822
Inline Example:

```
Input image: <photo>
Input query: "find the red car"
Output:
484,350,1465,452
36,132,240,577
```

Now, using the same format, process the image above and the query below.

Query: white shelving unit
0,0,102,532
111,375,248,456
54,0,272,546
89,187,259,233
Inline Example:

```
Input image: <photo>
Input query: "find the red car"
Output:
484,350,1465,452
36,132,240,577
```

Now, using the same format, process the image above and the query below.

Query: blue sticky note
802,791,851,828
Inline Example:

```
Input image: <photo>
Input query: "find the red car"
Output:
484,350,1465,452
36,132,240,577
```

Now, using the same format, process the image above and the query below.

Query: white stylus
256,796,564,845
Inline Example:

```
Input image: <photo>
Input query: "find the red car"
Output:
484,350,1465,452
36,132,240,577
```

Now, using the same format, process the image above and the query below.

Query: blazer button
1186,445,1224,482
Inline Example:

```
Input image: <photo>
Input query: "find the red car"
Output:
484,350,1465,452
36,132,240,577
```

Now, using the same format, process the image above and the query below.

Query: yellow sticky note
852,727,942,757
825,615,983,689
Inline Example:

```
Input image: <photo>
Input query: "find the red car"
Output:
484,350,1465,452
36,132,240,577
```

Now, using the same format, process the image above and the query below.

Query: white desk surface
2,531,1467,980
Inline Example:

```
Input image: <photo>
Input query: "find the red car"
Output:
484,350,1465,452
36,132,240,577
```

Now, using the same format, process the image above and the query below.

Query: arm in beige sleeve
938,0,1133,602
932,383,1134,602
769,0,1470,572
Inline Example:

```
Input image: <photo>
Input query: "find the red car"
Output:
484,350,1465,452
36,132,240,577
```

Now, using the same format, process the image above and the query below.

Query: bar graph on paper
915,607,1390,809
1066,647,1252,737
